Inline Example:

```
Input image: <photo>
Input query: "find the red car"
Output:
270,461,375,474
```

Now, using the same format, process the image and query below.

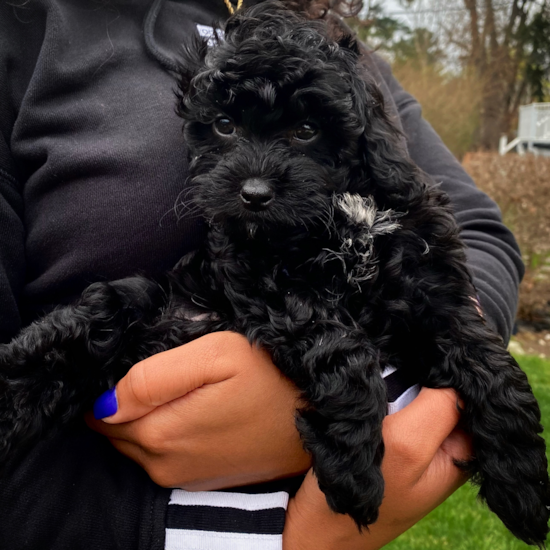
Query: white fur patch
333,193,400,234
333,193,377,226
330,193,401,287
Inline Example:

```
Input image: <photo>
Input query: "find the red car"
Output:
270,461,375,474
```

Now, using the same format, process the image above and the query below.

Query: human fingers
87,338,310,489
382,387,463,477
380,390,472,527
414,426,472,495
93,332,253,424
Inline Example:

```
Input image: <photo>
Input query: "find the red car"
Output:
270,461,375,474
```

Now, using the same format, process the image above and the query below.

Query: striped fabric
166,491,288,549
164,368,419,550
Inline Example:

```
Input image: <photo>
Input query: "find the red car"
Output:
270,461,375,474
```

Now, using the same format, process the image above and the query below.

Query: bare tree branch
484,0,499,53
463,0,481,64
504,0,521,47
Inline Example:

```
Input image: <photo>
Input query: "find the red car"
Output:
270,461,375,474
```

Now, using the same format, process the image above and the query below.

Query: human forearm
283,389,471,550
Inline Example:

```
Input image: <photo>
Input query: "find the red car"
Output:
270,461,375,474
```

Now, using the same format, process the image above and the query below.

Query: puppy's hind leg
0,276,165,467
427,307,550,547
295,328,387,528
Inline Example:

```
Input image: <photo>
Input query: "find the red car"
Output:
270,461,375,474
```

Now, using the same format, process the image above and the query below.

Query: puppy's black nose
240,178,274,211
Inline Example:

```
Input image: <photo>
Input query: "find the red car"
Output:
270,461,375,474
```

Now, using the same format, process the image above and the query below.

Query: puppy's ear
175,34,209,112
350,68,428,210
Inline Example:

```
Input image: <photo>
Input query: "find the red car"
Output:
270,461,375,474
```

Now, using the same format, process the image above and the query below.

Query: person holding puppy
0,0,522,548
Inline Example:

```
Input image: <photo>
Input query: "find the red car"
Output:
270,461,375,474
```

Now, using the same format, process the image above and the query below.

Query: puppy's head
176,2,412,239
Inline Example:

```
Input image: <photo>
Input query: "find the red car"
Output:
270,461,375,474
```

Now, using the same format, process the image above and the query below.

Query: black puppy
0,3,548,545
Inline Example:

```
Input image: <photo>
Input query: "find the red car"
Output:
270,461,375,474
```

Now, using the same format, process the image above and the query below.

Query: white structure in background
499,103,550,156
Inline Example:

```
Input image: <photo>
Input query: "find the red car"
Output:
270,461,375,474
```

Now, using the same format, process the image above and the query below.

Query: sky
382,0,409,18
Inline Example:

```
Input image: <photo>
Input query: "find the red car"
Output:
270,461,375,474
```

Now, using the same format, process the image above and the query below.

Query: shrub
463,152,550,327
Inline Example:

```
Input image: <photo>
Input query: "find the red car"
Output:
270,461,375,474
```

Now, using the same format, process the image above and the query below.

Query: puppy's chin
225,216,300,239
245,222,258,239
209,209,312,245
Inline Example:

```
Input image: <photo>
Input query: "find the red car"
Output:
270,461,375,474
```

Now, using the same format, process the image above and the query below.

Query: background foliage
463,152,550,327
347,0,550,155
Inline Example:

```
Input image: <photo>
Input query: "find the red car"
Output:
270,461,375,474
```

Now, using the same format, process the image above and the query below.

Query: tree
393,28,445,70
443,0,550,148
356,0,550,149
346,1,411,50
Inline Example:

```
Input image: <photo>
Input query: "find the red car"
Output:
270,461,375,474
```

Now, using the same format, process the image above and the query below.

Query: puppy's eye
213,118,236,137
293,123,318,142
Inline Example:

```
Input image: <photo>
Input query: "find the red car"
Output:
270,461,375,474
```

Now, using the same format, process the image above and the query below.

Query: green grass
385,354,550,550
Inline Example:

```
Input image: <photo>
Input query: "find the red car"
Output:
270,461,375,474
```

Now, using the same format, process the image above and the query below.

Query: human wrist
283,471,397,550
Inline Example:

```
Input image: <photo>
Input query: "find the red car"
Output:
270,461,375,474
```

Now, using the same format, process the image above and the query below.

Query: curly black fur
0,3,548,545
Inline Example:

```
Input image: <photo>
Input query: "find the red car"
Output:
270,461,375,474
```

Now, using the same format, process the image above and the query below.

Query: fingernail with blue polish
93,387,118,419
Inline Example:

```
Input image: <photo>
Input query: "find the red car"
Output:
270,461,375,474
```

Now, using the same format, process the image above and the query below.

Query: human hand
283,387,472,550
86,332,311,490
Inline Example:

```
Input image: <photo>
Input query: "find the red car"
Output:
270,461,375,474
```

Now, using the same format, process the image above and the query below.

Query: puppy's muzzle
240,178,274,211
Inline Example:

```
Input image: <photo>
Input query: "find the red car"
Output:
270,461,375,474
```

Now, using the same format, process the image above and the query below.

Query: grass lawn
385,354,550,550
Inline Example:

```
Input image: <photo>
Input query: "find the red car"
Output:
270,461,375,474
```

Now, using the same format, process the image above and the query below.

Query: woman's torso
1,0,239,332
